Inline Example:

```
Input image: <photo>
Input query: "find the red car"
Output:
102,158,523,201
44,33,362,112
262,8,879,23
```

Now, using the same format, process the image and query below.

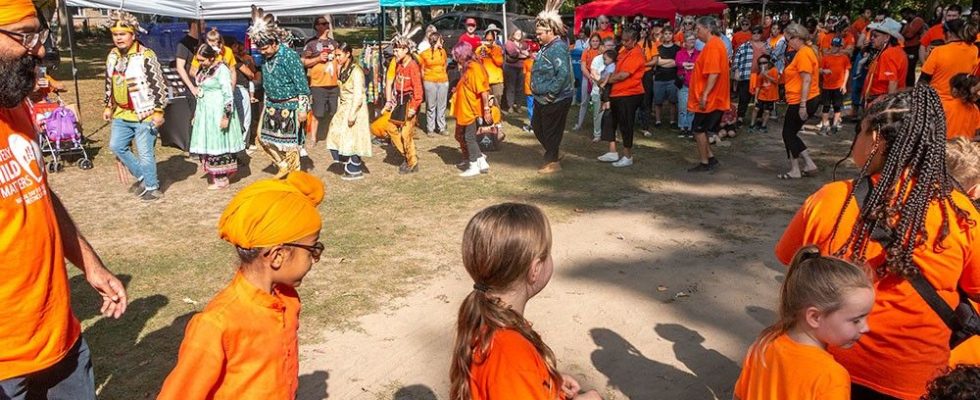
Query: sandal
778,172,803,180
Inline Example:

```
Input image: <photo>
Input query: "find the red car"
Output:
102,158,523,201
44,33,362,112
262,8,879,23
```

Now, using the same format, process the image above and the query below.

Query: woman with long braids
325,43,371,181
776,84,980,400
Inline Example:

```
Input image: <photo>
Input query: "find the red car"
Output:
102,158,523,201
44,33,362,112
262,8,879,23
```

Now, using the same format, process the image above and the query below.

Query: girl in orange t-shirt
775,85,980,399
749,55,779,133
452,41,493,178
450,203,602,400
735,246,874,400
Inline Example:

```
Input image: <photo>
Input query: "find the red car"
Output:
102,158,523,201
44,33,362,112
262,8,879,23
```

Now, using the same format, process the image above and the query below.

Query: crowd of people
5,0,980,399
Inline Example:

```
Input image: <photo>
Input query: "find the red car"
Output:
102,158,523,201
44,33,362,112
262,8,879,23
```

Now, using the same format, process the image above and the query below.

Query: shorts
310,86,339,119
653,80,679,105
756,101,775,112
692,110,723,135
820,88,844,113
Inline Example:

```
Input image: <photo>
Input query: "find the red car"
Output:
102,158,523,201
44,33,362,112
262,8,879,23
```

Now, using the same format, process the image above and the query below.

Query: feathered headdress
107,10,145,35
536,0,567,37
391,17,421,50
247,5,293,47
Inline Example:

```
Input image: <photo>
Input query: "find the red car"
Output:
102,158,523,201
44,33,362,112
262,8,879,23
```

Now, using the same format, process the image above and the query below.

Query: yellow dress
326,64,372,157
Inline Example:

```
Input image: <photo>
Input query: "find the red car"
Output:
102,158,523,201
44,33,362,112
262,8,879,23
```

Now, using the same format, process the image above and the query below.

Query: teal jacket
530,38,574,104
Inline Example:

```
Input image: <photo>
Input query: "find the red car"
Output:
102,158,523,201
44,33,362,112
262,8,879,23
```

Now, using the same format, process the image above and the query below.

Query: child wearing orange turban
158,172,325,400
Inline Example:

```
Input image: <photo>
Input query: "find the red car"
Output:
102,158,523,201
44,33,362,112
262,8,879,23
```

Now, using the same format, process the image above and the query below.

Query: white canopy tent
64,0,381,19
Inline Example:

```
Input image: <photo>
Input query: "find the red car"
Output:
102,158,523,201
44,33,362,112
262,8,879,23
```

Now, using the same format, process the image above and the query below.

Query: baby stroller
32,98,93,172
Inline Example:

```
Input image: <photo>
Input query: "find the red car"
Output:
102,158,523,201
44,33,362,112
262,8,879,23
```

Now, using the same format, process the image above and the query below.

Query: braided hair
829,84,974,278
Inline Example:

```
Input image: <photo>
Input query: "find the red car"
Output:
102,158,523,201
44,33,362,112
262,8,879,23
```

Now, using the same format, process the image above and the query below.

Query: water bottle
38,66,48,88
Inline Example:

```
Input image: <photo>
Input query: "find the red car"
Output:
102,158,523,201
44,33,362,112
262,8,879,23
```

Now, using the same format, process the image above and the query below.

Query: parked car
415,11,537,51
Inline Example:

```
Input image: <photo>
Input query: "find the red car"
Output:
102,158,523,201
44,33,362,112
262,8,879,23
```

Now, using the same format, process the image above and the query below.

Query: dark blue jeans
0,338,96,400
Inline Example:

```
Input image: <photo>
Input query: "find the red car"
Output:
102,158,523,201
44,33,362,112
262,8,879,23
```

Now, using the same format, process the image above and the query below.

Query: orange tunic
687,36,731,113
783,46,821,104
469,329,565,400
0,102,81,381
775,178,980,399
158,272,301,400
734,334,851,400
419,47,449,83
453,62,491,127
863,45,908,99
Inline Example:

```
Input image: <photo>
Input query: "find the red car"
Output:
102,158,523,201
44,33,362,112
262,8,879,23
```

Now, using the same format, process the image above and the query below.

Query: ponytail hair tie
473,282,490,293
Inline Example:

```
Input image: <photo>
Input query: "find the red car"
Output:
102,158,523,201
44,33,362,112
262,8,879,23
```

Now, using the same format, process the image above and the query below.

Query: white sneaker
300,147,309,157
612,156,633,167
476,155,489,173
459,162,482,177
597,152,620,162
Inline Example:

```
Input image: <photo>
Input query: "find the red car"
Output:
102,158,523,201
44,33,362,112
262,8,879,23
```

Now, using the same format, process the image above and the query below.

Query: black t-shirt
654,44,679,81
176,35,199,75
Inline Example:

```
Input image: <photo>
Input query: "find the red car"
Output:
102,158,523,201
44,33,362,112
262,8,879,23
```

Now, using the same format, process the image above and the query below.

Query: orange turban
218,172,325,249
0,0,35,26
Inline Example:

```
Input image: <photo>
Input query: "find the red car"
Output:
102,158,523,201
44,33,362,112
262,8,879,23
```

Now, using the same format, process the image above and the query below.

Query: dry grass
46,35,856,399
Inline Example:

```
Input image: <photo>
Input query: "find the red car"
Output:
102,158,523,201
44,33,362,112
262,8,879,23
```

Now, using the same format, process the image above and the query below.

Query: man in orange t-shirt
731,19,752,51
596,15,615,42
600,29,646,167
0,2,128,398
687,16,730,172
919,5,962,65
300,17,340,145
863,19,908,103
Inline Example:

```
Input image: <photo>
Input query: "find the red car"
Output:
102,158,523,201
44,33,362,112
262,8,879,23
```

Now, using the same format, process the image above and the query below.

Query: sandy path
296,150,823,400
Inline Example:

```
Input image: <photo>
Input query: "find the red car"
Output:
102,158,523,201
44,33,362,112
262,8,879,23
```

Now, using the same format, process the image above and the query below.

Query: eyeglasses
0,28,49,51
282,241,325,262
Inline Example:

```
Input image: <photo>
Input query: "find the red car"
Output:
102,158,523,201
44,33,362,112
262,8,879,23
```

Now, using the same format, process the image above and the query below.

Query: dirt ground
292,120,855,399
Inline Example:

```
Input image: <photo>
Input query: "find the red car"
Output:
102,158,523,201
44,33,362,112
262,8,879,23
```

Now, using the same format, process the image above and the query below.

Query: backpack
44,106,78,142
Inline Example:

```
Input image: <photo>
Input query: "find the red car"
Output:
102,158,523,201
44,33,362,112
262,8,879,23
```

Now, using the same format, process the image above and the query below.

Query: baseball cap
465,17,477,26
831,37,843,47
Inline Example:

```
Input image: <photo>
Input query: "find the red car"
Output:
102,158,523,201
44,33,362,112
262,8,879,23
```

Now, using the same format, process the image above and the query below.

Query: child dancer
734,246,874,400
749,55,779,133
450,203,602,400
157,172,325,399
818,38,850,135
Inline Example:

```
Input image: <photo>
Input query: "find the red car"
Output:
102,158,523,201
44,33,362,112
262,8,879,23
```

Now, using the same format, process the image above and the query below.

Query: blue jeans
110,119,159,190
677,87,694,129
526,95,535,121
0,338,96,400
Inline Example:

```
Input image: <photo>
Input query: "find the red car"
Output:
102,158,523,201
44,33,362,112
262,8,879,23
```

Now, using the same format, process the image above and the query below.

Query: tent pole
502,2,508,43
761,0,767,21
63,0,82,112
380,6,385,43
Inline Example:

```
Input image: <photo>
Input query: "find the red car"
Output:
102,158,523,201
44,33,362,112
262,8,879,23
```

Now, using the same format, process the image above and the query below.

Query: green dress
190,64,245,176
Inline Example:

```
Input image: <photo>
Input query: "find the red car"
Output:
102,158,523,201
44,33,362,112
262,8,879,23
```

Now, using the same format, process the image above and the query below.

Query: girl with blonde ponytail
450,203,602,400
734,246,874,400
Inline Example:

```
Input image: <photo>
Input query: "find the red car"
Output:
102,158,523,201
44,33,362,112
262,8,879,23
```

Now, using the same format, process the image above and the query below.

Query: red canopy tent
574,0,727,34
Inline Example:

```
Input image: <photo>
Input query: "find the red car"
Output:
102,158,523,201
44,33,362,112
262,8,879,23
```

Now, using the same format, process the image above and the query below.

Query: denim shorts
653,80,679,105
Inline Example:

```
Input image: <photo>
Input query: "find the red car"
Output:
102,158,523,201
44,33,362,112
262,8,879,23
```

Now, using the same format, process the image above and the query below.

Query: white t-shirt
590,54,615,96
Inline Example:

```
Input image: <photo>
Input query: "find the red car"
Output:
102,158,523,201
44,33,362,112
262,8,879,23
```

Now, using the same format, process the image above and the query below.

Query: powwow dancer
249,6,311,178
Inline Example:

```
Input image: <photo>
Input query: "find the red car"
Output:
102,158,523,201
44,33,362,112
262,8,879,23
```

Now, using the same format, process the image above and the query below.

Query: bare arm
887,79,899,94
702,73,719,100
51,192,127,318
800,72,811,105
175,58,196,92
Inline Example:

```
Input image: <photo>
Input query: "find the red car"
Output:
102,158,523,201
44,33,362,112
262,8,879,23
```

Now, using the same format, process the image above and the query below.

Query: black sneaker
128,181,144,195
399,163,419,175
140,189,163,201
341,172,364,181
708,157,719,167
670,121,677,128
687,163,712,173
654,121,662,128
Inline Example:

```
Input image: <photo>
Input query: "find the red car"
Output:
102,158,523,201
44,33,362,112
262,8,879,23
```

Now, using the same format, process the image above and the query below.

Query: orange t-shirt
639,40,659,71
419,47,449,83
821,53,851,90
922,41,980,102
479,44,505,85
468,329,565,400
851,17,870,37
610,46,646,98
597,29,615,42
819,33,856,53
158,272,301,400
783,46,821,104
920,24,945,49
863,45,908,99
734,334,850,400
674,31,686,45
775,178,980,399
732,30,752,52
523,58,533,95
0,103,80,381
581,47,600,68
941,98,980,140
453,62,491,126
308,59,339,87
756,68,780,101
687,36,731,113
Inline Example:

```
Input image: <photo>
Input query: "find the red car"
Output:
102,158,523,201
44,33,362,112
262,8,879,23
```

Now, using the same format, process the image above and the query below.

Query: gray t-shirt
176,35,198,75
302,37,340,58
